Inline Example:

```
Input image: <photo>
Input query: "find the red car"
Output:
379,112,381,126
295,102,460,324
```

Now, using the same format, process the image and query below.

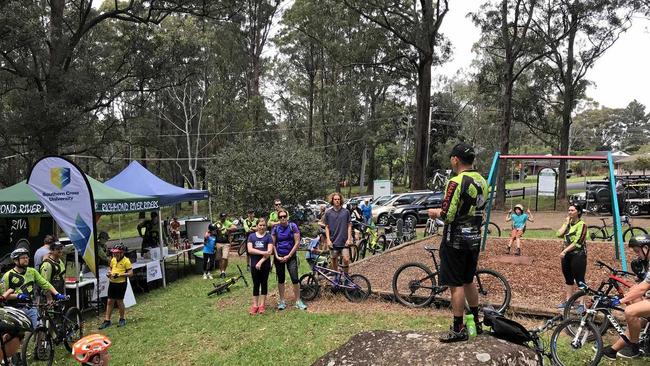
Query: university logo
50,167,71,189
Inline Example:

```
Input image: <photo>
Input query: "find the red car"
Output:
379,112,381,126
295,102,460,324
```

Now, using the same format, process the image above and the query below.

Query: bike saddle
424,245,438,252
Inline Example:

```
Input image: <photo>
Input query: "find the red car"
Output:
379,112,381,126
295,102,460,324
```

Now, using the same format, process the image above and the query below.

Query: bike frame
310,255,360,290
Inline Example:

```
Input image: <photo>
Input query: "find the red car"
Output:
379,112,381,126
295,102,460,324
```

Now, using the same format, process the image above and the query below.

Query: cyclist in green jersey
428,142,488,343
243,209,258,235
268,199,289,228
214,212,237,278
40,241,66,298
1,248,67,329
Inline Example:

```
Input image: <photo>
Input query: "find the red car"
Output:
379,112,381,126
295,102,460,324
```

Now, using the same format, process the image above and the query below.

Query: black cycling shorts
439,244,480,287
561,251,586,286
107,281,127,300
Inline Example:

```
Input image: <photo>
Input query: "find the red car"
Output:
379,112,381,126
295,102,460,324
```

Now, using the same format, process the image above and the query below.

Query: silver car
372,191,433,226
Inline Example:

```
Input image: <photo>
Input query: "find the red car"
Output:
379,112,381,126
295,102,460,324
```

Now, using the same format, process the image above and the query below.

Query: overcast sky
434,2,650,109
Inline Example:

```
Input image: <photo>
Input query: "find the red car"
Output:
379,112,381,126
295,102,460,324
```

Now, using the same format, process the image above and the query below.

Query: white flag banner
27,156,98,274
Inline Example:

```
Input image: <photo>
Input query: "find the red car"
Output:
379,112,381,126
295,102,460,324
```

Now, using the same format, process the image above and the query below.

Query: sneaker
207,273,213,280
601,345,617,360
439,326,468,343
118,318,126,327
249,306,259,315
258,305,266,314
557,302,567,309
295,300,308,310
277,300,286,310
98,320,111,330
203,274,208,279
515,248,521,256
220,272,226,279
618,343,640,359
505,247,510,254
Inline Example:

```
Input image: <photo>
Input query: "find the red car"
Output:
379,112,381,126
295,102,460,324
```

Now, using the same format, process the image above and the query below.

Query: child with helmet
505,204,534,256
98,244,133,330
72,334,112,365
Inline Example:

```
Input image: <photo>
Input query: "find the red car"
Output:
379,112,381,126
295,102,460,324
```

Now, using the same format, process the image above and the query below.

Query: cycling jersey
440,170,488,250
557,219,587,251
40,257,66,292
1,267,54,299
109,257,133,284
243,217,258,233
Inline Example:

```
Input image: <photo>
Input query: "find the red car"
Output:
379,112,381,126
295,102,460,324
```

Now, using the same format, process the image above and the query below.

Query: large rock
312,330,538,366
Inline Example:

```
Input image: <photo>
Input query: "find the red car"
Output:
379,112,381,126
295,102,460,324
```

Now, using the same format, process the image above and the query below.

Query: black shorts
439,244,480,287
561,251,586,286
107,281,128,300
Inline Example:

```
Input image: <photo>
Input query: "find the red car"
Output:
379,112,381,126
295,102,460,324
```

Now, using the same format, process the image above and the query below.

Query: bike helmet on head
0,306,32,335
72,334,112,364
110,244,127,253
10,247,29,260
49,241,64,251
628,234,650,248
208,223,217,232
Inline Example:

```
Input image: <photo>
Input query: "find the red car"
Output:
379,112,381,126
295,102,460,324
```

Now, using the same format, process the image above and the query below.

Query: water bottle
466,314,477,338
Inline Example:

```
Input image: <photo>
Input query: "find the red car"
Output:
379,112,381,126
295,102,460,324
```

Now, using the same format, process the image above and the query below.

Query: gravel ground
351,235,639,314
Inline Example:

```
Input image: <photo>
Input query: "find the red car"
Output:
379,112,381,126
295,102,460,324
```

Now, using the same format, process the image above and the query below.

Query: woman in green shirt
556,204,588,308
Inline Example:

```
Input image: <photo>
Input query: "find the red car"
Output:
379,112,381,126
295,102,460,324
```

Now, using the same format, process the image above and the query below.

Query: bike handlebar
595,260,635,277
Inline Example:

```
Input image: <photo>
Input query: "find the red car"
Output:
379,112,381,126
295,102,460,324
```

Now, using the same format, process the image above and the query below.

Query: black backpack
482,308,533,346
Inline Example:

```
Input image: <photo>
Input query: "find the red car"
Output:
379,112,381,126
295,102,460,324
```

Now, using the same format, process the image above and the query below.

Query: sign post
536,168,558,211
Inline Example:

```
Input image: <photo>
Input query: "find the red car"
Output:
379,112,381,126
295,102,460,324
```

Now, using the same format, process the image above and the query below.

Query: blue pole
607,152,627,271
481,151,500,251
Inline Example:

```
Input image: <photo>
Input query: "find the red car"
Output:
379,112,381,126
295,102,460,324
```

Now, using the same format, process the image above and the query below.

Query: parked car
391,192,444,227
372,191,432,226
373,194,397,206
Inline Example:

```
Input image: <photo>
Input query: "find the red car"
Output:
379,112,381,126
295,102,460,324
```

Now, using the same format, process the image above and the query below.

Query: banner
27,156,98,275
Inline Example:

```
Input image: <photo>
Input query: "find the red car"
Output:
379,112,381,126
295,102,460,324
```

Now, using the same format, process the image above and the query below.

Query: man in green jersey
1,248,67,329
429,143,488,343
40,241,66,298
214,212,237,278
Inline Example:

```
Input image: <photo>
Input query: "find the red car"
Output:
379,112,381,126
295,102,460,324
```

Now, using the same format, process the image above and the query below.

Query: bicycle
207,265,249,296
428,170,450,192
562,260,637,339
587,215,648,242
21,298,83,366
392,245,511,312
551,283,650,365
299,253,372,302
424,218,501,237
353,221,387,260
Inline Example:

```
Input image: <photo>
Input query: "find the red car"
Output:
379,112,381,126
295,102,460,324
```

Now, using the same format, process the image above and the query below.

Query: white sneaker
207,273,213,279
203,274,208,279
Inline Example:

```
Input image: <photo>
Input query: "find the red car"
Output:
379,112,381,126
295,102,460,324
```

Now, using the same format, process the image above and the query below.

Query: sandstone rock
312,330,538,366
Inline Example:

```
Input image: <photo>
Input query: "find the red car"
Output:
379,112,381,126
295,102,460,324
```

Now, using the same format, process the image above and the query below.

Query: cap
449,142,475,160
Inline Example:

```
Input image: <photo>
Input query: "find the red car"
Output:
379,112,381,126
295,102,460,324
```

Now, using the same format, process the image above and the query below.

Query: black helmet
0,306,32,335
219,212,227,219
10,248,29,260
208,224,217,232
630,258,648,278
628,234,650,248
49,241,64,251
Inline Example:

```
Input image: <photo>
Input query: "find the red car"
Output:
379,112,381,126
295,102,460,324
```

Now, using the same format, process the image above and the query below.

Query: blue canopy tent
105,161,210,286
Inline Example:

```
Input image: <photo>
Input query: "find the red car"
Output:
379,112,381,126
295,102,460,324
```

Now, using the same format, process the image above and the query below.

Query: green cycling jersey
40,257,66,289
243,217,258,232
440,170,488,227
557,219,587,250
2,267,54,298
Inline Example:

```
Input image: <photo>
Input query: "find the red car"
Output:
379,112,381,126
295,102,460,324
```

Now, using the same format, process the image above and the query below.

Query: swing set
480,152,629,270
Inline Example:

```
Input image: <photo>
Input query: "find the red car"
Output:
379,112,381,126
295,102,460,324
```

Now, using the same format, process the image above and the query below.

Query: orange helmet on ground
72,334,112,363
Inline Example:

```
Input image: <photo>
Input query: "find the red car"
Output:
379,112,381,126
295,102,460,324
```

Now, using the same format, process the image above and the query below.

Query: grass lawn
50,255,648,365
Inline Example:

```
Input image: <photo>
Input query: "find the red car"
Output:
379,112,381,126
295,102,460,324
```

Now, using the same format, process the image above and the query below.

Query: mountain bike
353,221,387,259
299,253,371,302
392,245,511,312
551,283,650,365
562,260,637,339
428,170,450,192
21,297,82,366
587,215,647,242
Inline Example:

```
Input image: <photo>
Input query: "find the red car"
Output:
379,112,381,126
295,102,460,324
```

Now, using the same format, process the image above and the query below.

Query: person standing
556,204,588,309
214,213,237,279
203,225,217,280
428,142,488,343
39,241,66,299
272,209,306,310
243,209,258,235
505,204,534,256
99,244,133,329
247,218,273,314
137,212,160,253
34,235,55,270
360,198,373,225
268,199,289,228
169,217,181,247
323,193,352,274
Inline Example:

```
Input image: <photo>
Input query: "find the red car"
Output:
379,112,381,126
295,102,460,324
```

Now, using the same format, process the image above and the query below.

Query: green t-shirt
268,211,289,224
216,219,235,235
2,267,54,297
557,219,587,250
40,257,66,286
440,170,488,226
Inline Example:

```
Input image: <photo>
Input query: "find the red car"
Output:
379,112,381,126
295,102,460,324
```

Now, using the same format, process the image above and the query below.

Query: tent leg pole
75,247,80,310
158,208,166,288
118,215,122,241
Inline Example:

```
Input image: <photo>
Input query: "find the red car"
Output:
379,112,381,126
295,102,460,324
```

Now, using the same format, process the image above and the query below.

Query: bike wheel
299,273,320,301
474,269,511,313
562,290,609,340
550,318,602,366
424,221,435,236
343,274,371,302
587,226,607,241
392,262,436,308
487,222,501,237
237,240,247,256
22,326,54,366
63,307,84,352
377,235,387,252
358,239,368,259
623,226,648,242
348,244,359,263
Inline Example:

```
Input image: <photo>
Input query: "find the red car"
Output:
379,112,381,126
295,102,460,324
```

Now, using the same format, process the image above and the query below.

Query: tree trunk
367,144,376,194
558,21,578,201
411,56,433,190
359,143,367,192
